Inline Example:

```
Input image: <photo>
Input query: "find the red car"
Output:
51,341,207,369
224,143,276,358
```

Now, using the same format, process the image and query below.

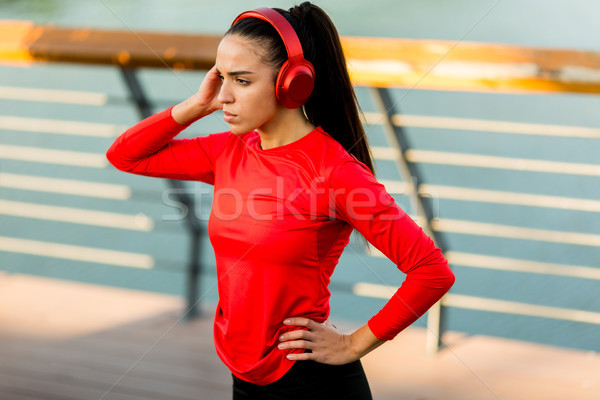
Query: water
1,0,600,352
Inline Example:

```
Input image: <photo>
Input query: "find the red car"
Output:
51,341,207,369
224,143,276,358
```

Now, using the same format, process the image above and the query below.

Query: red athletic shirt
106,106,455,384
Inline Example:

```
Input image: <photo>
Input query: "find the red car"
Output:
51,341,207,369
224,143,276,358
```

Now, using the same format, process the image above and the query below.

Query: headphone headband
231,7,305,62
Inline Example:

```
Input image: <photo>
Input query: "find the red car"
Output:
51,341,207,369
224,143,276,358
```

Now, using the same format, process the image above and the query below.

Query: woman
106,2,455,399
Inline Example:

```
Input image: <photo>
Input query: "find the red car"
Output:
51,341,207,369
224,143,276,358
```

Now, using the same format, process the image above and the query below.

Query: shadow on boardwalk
1,273,598,400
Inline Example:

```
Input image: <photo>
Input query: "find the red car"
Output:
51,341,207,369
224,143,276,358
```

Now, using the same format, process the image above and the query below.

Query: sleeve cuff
367,317,398,341
167,105,192,128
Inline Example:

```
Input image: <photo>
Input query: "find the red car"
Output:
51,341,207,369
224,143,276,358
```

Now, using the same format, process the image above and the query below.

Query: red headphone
231,7,315,109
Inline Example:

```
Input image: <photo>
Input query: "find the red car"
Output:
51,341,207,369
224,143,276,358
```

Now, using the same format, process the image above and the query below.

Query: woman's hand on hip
277,317,361,365
278,317,386,365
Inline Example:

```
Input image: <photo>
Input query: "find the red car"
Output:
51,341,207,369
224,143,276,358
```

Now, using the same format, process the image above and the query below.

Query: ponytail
287,3,375,177
227,3,376,247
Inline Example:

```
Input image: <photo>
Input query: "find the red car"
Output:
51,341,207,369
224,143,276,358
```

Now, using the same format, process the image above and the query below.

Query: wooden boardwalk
1,273,598,400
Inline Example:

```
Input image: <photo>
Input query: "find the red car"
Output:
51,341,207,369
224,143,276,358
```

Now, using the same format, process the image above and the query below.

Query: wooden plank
1,331,230,400
2,275,599,400
1,338,230,388
0,20,221,70
0,362,229,400
0,388,44,400
2,20,600,94
0,370,150,400
0,274,231,399
27,26,222,70
0,21,38,65
342,36,600,93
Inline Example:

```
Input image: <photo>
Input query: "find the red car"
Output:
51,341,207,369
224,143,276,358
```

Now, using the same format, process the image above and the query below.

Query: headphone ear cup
276,59,315,109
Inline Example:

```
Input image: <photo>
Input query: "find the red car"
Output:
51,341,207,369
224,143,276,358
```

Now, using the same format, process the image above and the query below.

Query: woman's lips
223,111,236,123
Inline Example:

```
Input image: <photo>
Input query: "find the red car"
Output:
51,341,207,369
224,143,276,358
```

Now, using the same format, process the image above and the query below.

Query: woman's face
215,34,281,135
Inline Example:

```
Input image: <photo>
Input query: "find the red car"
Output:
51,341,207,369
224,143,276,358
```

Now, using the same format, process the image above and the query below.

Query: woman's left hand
277,317,359,365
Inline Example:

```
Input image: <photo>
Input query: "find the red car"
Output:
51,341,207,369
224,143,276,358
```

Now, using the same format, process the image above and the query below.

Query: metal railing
119,67,205,319
2,20,600,350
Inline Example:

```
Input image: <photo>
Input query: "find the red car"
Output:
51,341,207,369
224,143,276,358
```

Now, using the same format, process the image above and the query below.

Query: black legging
232,359,373,400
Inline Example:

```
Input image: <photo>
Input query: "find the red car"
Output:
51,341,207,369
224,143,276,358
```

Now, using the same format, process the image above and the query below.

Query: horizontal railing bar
370,146,401,160
0,199,153,231
0,85,108,105
442,294,600,325
0,115,128,137
344,36,600,93
0,172,131,199
352,282,600,325
0,144,108,168
419,184,600,213
405,150,600,177
353,282,396,299
2,21,600,94
445,251,600,280
366,217,600,249
362,112,600,139
373,180,600,214
0,235,154,269
377,179,410,194
432,219,600,247
367,245,600,280
0,21,221,69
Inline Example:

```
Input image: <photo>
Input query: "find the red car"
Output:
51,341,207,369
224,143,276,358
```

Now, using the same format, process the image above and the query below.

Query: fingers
278,339,314,350
283,317,320,329
279,330,302,341
279,318,319,355
206,65,221,80
279,328,315,342
278,317,358,365
196,65,223,112
279,318,329,361
286,351,314,361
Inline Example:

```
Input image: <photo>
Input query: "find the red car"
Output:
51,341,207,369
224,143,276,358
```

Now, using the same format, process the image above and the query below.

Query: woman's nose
217,81,234,104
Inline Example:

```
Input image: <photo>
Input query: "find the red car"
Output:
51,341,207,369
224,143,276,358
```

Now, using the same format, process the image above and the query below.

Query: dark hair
226,2,376,247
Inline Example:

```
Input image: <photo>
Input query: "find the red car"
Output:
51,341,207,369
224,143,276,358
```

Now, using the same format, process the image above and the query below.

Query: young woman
106,2,455,399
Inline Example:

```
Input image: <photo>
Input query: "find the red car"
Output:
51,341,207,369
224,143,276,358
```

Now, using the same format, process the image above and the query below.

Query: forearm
350,323,386,359
108,95,212,165
106,106,183,171
368,261,454,340
106,101,213,177
172,65,222,125
171,94,214,126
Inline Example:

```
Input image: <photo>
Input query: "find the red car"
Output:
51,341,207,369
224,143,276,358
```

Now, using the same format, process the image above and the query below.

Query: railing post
369,87,448,354
119,67,203,320
425,300,443,355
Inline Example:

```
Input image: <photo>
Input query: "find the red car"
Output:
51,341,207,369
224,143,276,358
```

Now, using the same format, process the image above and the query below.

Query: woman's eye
236,78,250,85
217,74,224,81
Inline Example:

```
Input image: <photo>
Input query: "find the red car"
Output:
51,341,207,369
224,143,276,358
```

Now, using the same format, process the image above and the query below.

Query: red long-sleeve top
106,106,454,384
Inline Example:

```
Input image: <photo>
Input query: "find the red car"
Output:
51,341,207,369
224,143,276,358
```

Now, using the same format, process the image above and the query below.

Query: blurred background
1,1,599,398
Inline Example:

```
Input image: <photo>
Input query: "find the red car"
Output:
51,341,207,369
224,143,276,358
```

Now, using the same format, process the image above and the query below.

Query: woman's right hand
172,65,223,126
195,65,223,112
